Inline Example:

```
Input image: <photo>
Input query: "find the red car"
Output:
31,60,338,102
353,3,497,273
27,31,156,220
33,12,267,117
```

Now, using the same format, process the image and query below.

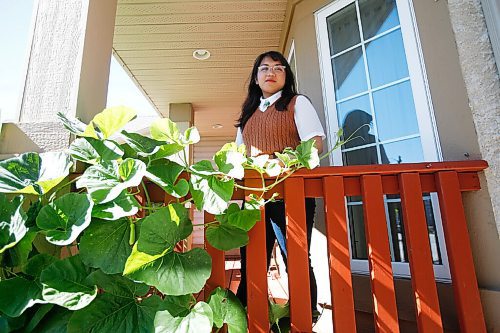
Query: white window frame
315,0,450,281
287,39,299,92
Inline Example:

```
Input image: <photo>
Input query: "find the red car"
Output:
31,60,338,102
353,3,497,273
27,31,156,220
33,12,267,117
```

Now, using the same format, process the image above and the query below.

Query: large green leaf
121,130,164,156
214,143,246,180
0,194,28,253
0,152,72,194
154,301,213,333
218,202,261,232
125,247,211,295
269,301,290,332
24,253,58,278
68,272,159,333
182,126,200,144
68,138,100,164
3,229,36,267
76,159,145,203
189,161,233,215
136,204,192,255
149,143,185,161
208,287,247,333
150,118,180,143
79,218,132,274
205,224,249,251
0,277,46,317
40,255,97,310
145,161,189,198
57,112,98,139
85,270,150,298
28,306,72,333
92,191,139,220
91,106,137,139
23,304,54,333
296,139,320,169
86,138,124,161
36,193,93,245
159,294,195,317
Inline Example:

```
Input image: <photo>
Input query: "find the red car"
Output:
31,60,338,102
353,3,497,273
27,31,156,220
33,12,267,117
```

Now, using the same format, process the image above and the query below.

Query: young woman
235,51,325,317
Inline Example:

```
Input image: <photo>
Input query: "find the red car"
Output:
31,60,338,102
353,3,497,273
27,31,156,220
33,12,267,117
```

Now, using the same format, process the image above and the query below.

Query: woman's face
256,56,286,98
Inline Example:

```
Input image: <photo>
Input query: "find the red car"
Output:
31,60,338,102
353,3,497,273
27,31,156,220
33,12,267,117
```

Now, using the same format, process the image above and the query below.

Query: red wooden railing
205,160,488,333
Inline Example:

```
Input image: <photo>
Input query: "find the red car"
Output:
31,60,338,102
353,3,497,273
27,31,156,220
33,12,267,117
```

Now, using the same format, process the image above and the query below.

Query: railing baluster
361,175,400,333
323,176,357,332
284,177,313,332
204,211,225,299
435,171,487,333
245,178,270,333
399,173,443,332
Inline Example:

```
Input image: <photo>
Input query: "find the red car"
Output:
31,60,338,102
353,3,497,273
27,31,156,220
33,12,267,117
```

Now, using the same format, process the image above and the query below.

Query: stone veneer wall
447,0,500,232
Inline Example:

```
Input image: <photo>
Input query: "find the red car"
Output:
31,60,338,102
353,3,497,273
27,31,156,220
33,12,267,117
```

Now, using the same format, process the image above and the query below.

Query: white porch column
4,0,118,153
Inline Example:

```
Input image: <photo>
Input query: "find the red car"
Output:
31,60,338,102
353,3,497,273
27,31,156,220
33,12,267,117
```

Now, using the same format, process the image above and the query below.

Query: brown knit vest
242,96,300,157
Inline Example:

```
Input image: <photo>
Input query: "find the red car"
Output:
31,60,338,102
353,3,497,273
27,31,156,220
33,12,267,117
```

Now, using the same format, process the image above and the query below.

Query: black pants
236,198,318,312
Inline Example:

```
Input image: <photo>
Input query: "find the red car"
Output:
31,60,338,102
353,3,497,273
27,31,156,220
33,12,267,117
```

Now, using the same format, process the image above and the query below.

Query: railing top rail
242,160,488,179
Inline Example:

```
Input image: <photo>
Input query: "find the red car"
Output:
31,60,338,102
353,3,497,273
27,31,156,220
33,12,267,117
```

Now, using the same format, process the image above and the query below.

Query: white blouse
235,91,326,145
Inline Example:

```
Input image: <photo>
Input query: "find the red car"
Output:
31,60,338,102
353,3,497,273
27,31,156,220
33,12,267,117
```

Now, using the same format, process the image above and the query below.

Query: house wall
282,0,500,330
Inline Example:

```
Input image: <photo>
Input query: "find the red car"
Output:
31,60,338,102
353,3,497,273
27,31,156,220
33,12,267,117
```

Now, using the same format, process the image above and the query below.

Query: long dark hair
236,51,297,130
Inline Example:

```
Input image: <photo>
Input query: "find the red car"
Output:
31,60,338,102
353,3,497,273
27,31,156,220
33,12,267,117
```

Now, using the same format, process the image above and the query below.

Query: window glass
359,0,400,40
382,137,424,164
331,47,367,100
327,3,360,54
366,29,409,88
372,80,418,141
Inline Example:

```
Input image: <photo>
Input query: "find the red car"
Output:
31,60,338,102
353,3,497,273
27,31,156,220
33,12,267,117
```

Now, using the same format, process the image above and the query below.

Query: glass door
316,0,450,279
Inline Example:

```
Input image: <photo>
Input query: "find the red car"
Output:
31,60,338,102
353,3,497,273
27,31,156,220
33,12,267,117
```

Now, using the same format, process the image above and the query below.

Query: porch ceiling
113,0,289,138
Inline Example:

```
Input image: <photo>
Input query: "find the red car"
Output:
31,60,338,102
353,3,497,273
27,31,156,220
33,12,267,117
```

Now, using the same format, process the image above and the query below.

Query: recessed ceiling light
193,49,210,60
212,123,223,129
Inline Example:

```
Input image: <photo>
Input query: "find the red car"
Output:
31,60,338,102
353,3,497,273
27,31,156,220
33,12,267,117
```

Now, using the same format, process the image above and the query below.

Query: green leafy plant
0,106,342,332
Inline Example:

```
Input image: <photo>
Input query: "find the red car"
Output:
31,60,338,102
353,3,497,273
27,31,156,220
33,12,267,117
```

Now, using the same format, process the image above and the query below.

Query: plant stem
141,181,152,209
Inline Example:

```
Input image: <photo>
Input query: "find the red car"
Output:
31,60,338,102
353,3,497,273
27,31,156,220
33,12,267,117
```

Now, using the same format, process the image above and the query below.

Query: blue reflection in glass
366,29,408,88
359,0,400,40
382,137,424,164
372,80,419,141
332,47,367,100
327,3,360,55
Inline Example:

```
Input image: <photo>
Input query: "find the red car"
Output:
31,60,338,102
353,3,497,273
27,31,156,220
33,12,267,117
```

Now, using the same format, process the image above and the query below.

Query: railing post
435,171,486,333
323,176,356,333
204,212,225,300
399,173,443,332
361,175,400,333
244,178,269,333
284,177,312,332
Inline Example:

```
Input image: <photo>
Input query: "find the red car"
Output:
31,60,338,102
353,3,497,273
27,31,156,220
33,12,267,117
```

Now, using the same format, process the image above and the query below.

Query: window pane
373,80,419,141
387,201,408,262
332,47,367,100
381,137,424,164
424,198,442,264
359,0,400,40
347,203,367,260
343,145,379,165
327,3,360,55
386,197,443,264
337,95,375,149
366,29,409,88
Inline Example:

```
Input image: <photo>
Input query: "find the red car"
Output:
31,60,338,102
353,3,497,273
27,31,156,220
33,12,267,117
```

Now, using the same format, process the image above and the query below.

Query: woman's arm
312,135,323,154
294,95,326,154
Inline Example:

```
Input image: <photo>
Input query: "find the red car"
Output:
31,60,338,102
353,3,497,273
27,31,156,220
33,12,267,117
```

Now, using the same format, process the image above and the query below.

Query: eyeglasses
257,65,286,74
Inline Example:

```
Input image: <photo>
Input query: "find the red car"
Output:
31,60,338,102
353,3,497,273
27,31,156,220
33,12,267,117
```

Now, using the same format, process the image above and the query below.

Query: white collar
259,91,282,111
